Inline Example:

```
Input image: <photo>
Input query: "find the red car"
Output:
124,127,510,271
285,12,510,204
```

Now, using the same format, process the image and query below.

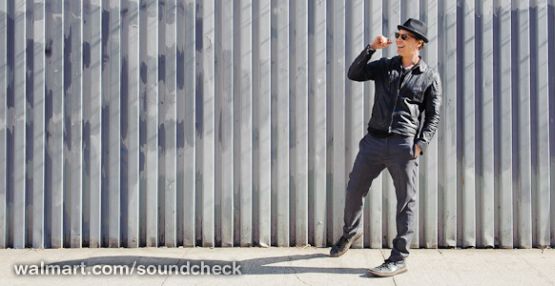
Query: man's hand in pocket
413,144,422,159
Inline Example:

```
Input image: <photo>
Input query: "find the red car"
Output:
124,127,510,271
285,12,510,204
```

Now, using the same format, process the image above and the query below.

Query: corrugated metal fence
0,0,554,249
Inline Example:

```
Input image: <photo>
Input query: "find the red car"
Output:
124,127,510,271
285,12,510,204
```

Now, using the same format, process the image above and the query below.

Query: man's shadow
48,252,374,277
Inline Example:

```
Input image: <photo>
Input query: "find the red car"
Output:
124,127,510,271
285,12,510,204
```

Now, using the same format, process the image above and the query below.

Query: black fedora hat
397,18,428,43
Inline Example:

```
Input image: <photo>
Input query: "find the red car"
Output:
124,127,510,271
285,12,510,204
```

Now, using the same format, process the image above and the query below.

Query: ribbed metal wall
0,0,554,249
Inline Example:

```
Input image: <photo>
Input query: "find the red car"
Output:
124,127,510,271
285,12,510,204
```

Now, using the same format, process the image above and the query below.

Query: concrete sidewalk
0,246,554,286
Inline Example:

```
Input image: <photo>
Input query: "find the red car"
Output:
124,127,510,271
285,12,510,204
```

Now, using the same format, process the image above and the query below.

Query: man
329,18,442,277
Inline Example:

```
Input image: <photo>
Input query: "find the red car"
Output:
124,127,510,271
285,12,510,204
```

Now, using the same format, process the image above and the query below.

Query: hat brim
397,25,429,43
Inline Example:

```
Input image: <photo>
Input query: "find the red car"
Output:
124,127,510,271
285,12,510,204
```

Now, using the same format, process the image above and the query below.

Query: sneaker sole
329,233,363,257
367,267,407,277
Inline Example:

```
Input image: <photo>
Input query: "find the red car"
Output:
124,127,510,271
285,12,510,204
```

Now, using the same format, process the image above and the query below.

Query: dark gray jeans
342,132,418,262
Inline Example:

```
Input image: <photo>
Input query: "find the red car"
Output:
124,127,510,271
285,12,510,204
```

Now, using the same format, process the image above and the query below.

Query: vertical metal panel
252,0,271,247
438,0,458,247
458,0,476,248
200,0,215,247
44,0,64,248
419,0,439,249
346,0,364,249
363,0,383,249
530,0,551,247
139,0,159,247
513,0,532,248
477,0,496,248
158,0,177,247
100,0,120,248
494,0,514,248
308,0,327,248
0,0,553,250
30,0,45,249
179,0,195,247
216,0,234,247
402,0,420,20
234,0,253,247
120,0,140,248
10,0,26,249
82,0,101,248
327,0,346,245
548,0,555,247
63,0,82,248
24,0,32,248
290,0,308,247
270,0,290,246
0,0,7,248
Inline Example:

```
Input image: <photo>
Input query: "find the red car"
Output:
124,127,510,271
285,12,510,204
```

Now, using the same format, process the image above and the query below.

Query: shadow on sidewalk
48,253,371,276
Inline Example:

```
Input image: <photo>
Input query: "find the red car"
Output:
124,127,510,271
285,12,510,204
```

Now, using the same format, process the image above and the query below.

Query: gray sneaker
368,260,407,277
329,233,362,257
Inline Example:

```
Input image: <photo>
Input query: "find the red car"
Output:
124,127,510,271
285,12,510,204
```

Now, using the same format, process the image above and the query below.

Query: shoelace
373,263,389,271
377,261,402,270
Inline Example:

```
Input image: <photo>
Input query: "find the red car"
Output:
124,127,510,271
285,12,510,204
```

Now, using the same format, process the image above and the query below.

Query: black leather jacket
347,46,442,154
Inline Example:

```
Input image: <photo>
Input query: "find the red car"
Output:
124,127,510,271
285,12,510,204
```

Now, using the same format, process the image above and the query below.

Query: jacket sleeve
347,45,384,81
415,72,442,155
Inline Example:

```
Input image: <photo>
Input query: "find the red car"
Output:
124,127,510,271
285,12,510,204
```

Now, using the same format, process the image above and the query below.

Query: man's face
395,29,422,56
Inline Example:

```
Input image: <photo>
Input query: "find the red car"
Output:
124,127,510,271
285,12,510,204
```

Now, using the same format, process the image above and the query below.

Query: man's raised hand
370,35,393,50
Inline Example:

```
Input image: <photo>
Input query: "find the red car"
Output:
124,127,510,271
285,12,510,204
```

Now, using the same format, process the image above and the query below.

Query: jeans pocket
358,135,366,149
408,142,417,160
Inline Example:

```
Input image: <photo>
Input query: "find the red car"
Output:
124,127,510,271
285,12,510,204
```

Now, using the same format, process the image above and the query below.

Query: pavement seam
160,276,169,286
159,259,176,286
518,252,553,284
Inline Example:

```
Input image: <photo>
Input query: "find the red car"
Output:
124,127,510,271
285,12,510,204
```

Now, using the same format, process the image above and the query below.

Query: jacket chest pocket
406,86,425,103
401,81,425,103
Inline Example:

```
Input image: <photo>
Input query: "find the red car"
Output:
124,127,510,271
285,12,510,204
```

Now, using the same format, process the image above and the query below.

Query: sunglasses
394,32,413,41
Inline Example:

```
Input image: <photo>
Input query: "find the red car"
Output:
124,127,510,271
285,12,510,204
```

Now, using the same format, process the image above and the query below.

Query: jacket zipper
388,70,405,132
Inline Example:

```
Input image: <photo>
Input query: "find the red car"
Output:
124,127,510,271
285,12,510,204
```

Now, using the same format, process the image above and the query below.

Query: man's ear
418,40,424,50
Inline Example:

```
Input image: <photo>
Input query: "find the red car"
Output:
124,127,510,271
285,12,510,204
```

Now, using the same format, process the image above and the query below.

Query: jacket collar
394,56,428,73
